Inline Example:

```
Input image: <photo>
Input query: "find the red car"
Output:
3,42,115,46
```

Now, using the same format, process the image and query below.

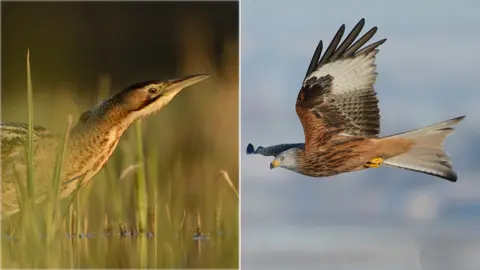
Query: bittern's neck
63,100,136,183
71,100,135,137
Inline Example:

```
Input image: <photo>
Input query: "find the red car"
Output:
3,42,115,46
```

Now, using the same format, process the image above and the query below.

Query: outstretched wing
296,18,385,152
246,143,304,157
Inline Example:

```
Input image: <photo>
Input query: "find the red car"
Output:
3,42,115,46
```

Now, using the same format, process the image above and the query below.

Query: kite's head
270,148,301,171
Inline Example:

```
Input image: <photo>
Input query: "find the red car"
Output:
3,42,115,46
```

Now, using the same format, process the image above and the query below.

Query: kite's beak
270,160,280,169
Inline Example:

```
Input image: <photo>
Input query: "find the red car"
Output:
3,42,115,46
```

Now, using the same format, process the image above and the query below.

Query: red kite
247,19,464,182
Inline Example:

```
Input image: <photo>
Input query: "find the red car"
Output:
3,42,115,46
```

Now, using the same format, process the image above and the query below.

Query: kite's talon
364,157,384,168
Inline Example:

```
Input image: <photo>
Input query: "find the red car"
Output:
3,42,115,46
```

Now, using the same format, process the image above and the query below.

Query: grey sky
241,0,480,269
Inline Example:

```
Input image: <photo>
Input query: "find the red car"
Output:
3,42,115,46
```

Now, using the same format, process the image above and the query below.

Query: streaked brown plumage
247,18,465,182
1,74,209,218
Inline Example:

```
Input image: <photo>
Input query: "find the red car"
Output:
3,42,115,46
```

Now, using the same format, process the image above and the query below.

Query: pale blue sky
241,0,480,269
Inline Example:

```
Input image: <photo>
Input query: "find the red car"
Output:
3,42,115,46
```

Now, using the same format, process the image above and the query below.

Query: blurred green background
1,1,238,269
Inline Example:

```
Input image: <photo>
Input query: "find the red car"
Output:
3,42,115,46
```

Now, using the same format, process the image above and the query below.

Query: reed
45,114,73,244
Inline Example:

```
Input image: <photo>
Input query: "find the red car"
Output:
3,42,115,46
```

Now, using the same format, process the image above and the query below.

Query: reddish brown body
295,135,415,177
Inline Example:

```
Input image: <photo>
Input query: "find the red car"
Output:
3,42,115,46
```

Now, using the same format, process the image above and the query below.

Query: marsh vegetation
1,2,239,268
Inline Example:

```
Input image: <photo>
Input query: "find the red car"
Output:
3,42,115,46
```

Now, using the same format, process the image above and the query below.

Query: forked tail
383,116,465,182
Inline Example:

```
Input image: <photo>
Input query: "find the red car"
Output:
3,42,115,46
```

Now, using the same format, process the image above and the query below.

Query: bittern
247,18,465,182
1,74,209,218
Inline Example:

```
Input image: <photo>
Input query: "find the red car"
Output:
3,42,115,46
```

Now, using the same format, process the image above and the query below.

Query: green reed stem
134,120,148,230
25,48,35,204
61,175,85,221
134,120,148,268
46,114,73,243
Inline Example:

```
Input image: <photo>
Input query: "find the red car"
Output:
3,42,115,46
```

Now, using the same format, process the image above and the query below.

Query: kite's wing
296,18,385,152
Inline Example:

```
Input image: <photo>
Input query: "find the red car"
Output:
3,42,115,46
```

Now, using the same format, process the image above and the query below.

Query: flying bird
1,74,209,218
246,18,464,182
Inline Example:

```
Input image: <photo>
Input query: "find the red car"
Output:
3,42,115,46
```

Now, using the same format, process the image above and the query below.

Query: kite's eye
280,156,285,161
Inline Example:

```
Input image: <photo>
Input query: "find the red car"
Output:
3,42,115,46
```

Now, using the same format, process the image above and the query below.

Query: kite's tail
382,116,465,182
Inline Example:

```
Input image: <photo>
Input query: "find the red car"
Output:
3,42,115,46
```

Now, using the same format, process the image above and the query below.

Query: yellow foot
364,157,384,168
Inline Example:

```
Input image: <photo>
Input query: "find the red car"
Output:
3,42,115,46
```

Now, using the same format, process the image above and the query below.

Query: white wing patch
304,50,378,95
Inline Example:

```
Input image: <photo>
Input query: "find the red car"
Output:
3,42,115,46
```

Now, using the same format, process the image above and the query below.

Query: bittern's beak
270,160,280,169
166,74,210,92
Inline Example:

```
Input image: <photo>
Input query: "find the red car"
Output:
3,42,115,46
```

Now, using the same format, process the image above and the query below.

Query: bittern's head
116,74,209,121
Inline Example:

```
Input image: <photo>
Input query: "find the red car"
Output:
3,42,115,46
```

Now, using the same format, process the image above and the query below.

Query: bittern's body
1,74,209,218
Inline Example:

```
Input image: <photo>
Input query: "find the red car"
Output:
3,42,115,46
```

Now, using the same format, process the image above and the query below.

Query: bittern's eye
148,88,158,94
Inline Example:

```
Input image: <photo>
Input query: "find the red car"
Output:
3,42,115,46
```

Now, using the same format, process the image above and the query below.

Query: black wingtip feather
330,18,366,61
343,26,379,57
355,38,387,55
305,40,323,79
246,143,255,154
318,24,346,65
304,18,386,79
